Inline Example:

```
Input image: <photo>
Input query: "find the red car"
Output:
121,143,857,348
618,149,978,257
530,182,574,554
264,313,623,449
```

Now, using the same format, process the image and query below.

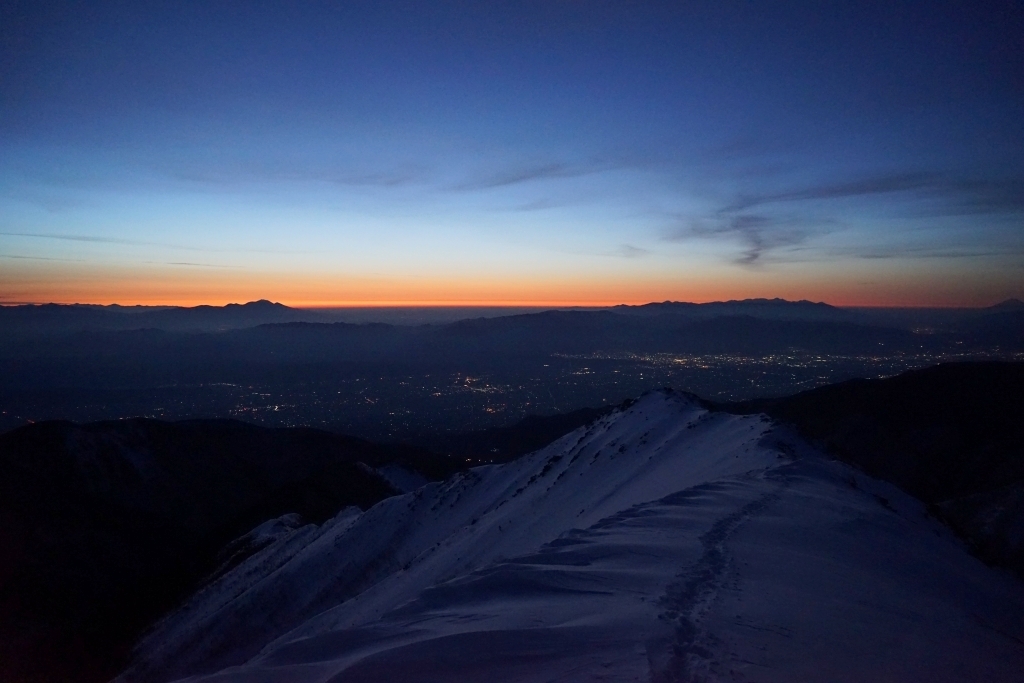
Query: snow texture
119,390,1024,682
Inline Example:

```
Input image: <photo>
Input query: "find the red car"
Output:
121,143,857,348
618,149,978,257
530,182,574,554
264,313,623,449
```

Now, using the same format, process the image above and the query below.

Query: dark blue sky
2,0,1022,305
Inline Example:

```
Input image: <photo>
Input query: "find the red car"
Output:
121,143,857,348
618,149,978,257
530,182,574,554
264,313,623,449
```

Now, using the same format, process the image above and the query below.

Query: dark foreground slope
725,361,1024,575
117,391,1024,683
0,419,427,683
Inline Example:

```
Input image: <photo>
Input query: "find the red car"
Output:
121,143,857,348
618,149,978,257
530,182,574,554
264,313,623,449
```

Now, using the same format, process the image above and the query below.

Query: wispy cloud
610,244,651,258
329,170,424,187
168,165,426,189
0,254,86,262
554,242,653,260
143,261,244,269
723,172,1024,216
668,170,1024,267
0,232,303,254
723,172,937,212
820,243,1024,261
452,163,586,191
1,231,146,246
670,214,819,266
1,251,245,268
937,178,1024,215
451,158,633,191
508,198,567,212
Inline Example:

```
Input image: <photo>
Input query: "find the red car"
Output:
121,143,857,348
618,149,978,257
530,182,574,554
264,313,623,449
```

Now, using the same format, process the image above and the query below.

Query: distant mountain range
3,297,1021,339
2,298,1021,437
612,297,855,321
0,299,317,338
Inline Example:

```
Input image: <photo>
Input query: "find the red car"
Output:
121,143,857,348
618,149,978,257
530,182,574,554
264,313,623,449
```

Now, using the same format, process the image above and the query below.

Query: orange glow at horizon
1,289,1012,310
2,261,1019,309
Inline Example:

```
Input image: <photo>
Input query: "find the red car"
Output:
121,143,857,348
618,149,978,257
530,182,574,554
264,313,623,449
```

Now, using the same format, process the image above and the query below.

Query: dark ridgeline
0,300,320,341
0,418,422,683
725,362,1024,577
5,296,1020,326
612,297,857,322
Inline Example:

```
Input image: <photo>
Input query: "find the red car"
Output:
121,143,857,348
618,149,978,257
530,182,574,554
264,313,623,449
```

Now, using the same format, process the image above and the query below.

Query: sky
1,0,1023,307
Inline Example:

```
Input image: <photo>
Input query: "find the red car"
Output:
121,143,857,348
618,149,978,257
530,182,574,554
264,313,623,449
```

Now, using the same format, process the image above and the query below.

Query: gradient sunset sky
2,1,1022,307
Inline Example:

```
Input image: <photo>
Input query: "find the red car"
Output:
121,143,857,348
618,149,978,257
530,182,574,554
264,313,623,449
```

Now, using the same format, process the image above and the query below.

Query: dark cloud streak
0,254,86,262
451,158,633,191
143,261,245,269
168,166,426,189
671,214,818,266
670,171,1024,267
723,173,1024,215
612,244,650,259
723,173,938,213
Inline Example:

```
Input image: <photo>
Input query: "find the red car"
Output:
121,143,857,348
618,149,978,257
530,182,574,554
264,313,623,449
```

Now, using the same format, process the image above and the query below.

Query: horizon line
1,298,1017,310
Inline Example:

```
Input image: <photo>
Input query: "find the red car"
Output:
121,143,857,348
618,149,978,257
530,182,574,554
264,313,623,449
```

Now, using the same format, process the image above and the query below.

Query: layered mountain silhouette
4,297,1019,340
612,297,855,322
0,300,317,340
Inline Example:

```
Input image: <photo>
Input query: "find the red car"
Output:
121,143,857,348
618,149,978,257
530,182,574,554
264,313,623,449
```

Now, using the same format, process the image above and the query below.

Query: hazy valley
2,299,1021,438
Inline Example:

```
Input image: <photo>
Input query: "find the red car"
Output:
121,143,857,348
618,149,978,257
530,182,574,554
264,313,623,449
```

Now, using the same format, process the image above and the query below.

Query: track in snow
117,392,1024,683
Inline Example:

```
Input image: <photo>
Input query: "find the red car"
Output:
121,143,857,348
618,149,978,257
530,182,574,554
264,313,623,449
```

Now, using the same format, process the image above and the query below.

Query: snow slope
119,390,1024,682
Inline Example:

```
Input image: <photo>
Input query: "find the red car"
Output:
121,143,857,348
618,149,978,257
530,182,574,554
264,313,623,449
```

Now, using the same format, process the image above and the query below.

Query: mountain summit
612,298,850,322
990,298,1024,310
119,391,1024,683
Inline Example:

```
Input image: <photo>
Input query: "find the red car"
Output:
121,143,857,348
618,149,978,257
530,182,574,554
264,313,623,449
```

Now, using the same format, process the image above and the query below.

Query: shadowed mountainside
0,404,623,683
724,361,1024,576
0,419,428,683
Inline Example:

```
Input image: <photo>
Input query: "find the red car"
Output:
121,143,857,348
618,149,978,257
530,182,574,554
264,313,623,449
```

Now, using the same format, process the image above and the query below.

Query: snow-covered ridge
120,390,1024,682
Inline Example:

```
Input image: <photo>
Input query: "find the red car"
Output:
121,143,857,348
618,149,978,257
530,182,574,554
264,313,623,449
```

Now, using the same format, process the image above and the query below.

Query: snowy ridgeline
119,391,1024,683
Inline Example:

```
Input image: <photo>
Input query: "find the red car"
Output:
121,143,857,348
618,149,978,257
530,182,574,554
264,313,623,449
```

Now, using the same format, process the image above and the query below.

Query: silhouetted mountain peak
611,297,848,322
990,298,1024,310
617,297,836,310
233,299,288,309
728,297,831,306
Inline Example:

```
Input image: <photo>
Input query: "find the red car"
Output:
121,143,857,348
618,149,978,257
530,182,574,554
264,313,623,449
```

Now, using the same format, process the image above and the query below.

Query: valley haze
2,298,1021,437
